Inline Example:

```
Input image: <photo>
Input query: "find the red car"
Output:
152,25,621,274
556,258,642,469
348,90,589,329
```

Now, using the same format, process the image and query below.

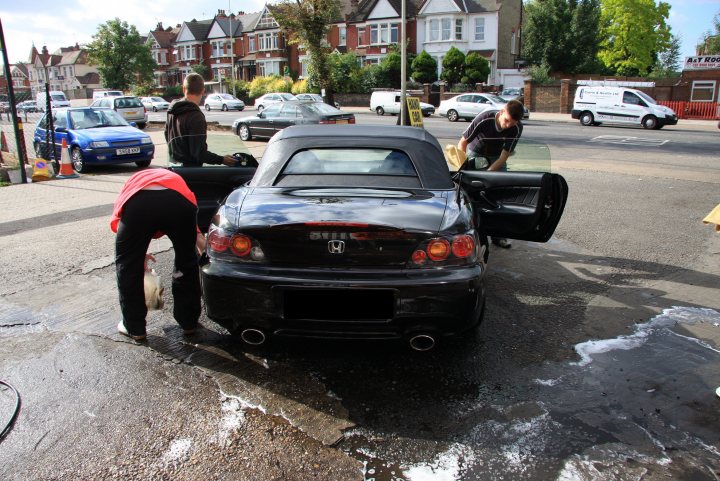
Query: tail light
348,117,356,124
207,225,265,262
319,119,336,124
409,232,477,267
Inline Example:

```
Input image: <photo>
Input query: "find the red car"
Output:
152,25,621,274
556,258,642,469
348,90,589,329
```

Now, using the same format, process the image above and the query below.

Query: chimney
217,9,226,16
156,22,163,31
41,45,49,55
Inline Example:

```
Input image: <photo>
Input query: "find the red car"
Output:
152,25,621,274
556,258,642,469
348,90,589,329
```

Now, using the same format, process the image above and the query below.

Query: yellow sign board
405,96,424,128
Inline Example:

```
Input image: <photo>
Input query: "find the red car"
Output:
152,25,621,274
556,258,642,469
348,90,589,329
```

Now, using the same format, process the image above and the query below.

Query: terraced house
149,0,524,89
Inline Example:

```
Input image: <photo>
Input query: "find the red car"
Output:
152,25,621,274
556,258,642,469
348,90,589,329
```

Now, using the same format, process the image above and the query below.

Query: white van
571,86,677,129
370,91,436,117
36,91,70,111
92,90,124,101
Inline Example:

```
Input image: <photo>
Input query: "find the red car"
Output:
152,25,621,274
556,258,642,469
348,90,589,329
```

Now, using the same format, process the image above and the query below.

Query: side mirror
55,127,67,133
257,112,264,118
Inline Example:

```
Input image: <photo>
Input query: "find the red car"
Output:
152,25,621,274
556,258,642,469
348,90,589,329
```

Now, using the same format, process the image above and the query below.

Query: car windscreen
302,103,341,115
51,94,66,101
283,148,415,175
115,98,143,108
485,94,507,103
151,97,165,102
219,94,236,100
69,108,129,129
636,91,657,105
280,93,296,101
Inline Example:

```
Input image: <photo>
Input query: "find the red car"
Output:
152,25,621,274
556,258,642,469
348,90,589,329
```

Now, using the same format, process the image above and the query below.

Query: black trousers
115,189,201,336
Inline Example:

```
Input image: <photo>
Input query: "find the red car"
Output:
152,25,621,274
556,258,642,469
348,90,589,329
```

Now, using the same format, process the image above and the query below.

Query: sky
0,0,718,66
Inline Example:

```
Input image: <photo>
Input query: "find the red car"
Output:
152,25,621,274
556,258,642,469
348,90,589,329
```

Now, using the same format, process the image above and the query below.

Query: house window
474,18,485,41
455,19,463,40
358,27,366,46
249,36,256,52
429,18,453,41
442,18,451,40
370,25,378,44
691,81,716,102
511,31,517,54
429,19,439,41
183,45,195,60
369,22,399,45
339,27,346,46
258,60,280,76
259,32,278,51
390,24,399,43
257,11,278,29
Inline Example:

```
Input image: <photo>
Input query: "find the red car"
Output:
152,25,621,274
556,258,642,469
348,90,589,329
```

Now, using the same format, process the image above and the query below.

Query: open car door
458,171,568,242
170,166,256,233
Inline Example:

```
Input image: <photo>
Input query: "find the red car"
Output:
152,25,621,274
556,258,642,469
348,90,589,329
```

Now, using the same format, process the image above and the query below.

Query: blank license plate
116,147,140,155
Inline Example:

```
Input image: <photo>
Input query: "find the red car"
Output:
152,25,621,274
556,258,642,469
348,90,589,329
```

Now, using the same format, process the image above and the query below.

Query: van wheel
447,110,459,122
642,115,658,129
376,106,385,116
579,112,594,126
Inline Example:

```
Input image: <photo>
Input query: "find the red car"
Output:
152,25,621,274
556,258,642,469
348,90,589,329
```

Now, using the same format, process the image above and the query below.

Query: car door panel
170,166,256,232
459,171,568,242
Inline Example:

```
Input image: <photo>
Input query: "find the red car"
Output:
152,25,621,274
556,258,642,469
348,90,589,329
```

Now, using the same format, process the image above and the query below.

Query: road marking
588,135,669,147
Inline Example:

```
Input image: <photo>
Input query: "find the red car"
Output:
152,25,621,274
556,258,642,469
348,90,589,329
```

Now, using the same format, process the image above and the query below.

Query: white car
295,93,341,109
141,96,170,112
439,93,528,122
204,93,245,111
253,92,297,112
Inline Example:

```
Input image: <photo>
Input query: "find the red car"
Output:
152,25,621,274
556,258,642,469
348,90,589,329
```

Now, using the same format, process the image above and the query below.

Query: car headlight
90,141,109,148
140,137,152,144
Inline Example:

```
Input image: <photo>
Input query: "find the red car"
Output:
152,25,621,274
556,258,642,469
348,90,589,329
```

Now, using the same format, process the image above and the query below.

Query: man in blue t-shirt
457,99,525,248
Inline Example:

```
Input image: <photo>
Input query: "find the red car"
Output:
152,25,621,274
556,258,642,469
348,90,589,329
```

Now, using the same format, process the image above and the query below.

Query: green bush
464,53,490,85
411,50,437,84
164,85,182,97
291,79,310,94
441,47,465,84
526,62,552,84
248,75,292,98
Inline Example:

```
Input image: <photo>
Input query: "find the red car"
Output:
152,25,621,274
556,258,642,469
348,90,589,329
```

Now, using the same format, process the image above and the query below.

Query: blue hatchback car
33,107,154,173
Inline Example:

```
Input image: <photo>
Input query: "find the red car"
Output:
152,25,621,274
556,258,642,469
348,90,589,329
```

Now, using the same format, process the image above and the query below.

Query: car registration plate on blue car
116,147,140,155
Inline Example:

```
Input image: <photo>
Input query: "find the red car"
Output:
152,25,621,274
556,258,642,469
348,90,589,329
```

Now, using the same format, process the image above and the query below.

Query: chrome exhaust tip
240,328,266,345
409,334,436,352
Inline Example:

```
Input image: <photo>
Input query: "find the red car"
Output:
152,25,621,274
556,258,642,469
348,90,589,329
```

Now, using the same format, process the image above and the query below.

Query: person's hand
195,232,206,255
144,254,156,271
222,155,238,166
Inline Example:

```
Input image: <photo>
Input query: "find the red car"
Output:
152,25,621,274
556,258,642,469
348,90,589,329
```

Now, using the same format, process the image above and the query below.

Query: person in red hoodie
111,169,205,341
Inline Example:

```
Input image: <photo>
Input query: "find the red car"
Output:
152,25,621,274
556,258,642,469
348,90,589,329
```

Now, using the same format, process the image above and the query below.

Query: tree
598,0,672,76
441,47,465,84
271,0,341,106
411,50,437,83
86,18,155,90
522,0,601,74
378,45,414,88
328,52,363,93
650,33,681,77
462,53,490,85
191,64,210,80
697,11,720,55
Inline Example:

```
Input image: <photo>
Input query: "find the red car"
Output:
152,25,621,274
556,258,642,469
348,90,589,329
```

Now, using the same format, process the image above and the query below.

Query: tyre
152,106,157,112
33,141,43,157
376,106,385,116
222,104,228,111
447,110,459,122
137,123,146,130
205,104,211,111
135,160,151,168
71,147,87,173
423,112,431,117
579,112,594,126
238,124,251,141
642,115,658,130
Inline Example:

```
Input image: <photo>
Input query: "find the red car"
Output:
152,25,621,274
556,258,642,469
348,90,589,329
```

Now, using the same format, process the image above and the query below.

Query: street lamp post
229,1,235,89
400,0,406,125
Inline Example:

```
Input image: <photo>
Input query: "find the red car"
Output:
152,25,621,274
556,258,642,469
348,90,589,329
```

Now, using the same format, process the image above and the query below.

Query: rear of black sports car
199,127,488,349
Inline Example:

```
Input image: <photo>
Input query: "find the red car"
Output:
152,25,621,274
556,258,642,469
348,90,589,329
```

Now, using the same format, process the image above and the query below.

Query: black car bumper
659,115,678,126
201,261,485,341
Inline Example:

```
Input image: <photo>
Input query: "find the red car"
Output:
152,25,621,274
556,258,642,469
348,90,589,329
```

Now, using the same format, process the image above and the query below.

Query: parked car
295,93,341,109
439,93,529,121
33,107,154,173
370,91,436,117
92,90,124,101
232,101,355,141
140,96,170,112
90,96,148,129
15,100,39,113
36,91,70,111
204,93,245,111
174,125,567,349
253,92,297,112
499,88,523,101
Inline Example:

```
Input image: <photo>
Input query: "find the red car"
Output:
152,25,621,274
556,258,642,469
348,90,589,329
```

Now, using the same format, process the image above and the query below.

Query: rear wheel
222,104,228,111
642,115,658,130
376,106,385,116
135,160,151,168
238,124,251,141
137,123,146,130
71,147,87,173
447,109,459,122
579,112,594,126
152,106,157,112
205,104,211,111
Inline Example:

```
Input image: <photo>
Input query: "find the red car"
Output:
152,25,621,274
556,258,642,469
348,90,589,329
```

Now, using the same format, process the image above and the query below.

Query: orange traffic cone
56,138,79,179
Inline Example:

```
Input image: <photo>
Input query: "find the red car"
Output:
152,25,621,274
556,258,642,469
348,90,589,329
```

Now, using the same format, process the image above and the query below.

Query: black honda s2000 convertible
174,125,567,350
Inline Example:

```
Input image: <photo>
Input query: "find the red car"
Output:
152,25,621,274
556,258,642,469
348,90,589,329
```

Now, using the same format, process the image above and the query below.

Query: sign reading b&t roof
684,56,720,70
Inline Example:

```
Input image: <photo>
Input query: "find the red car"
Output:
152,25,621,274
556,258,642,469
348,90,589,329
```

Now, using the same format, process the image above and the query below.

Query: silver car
141,96,170,112
253,92,297,112
204,93,245,111
90,96,148,129
438,93,529,122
